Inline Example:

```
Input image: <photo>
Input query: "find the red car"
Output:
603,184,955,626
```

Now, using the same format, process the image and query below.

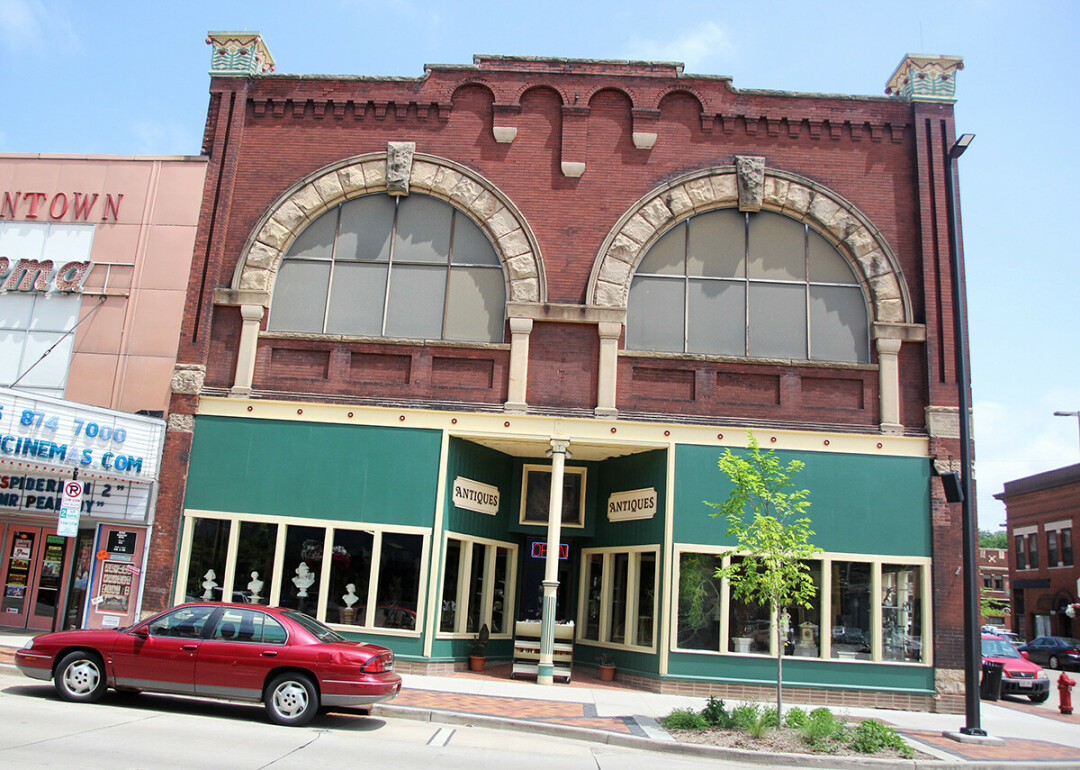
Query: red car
15,602,402,726
982,633,1049,703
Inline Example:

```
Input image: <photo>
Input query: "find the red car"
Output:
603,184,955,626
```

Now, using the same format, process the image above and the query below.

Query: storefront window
783,561,821,658
583,553,603,641
441,539,462,632
676,552,722,650
578,547,659,649
609,552,630,644
728,558,770,655
231,521,278,605
278,525,324,614
831,561,872,660
187,518,231,602
439,536,516,635
327,528,373,626
374,532,422,630
466,544,486,633
637,552,656,647
492,547,509,634
881,564,922,662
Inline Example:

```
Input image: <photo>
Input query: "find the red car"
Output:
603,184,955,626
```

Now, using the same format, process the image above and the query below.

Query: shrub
849,719,914,759
661,708,709,731
701,696,732,727
783,706,808,728
730,703,761,731
800,707,847,751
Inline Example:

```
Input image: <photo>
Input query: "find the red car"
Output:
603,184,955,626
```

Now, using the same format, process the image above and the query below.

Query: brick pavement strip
392,689,636,734
903,730,1080,763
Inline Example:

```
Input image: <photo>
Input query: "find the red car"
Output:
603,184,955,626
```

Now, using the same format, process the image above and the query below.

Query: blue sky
2,0,1077,528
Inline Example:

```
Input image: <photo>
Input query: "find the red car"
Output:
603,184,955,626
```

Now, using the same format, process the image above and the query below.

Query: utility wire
9,295,108,389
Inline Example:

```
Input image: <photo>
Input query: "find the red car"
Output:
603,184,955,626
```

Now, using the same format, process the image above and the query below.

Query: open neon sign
531,542,569,560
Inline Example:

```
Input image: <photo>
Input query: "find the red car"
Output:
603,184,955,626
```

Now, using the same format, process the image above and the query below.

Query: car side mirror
131,626,149,638
1020,650,1029,658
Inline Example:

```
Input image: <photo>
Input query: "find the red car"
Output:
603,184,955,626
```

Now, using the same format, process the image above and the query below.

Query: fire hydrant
1058,672,1075,715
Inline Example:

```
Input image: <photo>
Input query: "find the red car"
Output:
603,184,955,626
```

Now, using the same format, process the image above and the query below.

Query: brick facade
149,41,974,711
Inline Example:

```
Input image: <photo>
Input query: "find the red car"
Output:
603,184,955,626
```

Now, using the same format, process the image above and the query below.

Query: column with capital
538,437,570,685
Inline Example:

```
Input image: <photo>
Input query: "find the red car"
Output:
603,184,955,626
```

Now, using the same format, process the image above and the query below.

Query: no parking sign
57,479,83,537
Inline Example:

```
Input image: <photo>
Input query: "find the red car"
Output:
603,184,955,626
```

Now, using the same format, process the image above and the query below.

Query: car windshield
283,610,346,642
982,638,1022,659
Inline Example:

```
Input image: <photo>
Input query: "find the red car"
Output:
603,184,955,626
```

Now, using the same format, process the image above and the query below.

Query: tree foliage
978,529,1007,549
706,433,821,716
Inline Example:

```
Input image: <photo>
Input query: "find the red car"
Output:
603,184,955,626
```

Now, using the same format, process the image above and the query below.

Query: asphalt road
0,669,763,770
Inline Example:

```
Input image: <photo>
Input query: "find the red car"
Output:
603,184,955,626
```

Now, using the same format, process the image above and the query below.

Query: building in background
996,464,1080,640
0,154,206,631
978,547,1010,629
150,33,974,711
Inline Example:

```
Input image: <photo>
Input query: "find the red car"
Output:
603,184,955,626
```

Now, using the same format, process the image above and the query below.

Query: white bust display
247,571,264,602
343,583,359,608
292,562,315,597
201,569,218,601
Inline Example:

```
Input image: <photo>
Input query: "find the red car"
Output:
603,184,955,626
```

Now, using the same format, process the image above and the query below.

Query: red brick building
978,547,1010,629
149,34,974,711
996,464,1080,640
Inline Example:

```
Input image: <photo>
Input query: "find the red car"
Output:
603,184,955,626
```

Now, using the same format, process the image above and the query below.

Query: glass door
0,525,68,631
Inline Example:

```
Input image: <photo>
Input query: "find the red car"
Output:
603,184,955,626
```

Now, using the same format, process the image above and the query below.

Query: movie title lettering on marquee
0,258,92,293
452,476,500,516
1,192,122,222
606,487,658,522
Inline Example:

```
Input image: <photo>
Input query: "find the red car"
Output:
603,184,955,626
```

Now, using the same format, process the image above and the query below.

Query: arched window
625,209,869,363
268,194,506,342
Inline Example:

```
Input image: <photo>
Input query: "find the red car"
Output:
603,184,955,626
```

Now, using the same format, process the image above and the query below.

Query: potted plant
469,623,489,672
597,652,616,682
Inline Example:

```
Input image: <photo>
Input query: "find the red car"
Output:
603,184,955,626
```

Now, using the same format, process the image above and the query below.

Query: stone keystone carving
171,364,207,395
386,142,416,196
736,156,765,212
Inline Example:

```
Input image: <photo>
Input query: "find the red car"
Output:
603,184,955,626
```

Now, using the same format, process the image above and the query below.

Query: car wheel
1029,692,1049,703
1050,655,1061,670
265,673,319,726
55,650,107,703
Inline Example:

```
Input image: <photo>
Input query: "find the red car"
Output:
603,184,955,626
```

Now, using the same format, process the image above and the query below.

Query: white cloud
625,22,735,72
973,389,1080,530
0,0,44,51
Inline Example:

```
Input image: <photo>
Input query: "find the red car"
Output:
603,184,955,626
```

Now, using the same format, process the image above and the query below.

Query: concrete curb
372,703,1078,770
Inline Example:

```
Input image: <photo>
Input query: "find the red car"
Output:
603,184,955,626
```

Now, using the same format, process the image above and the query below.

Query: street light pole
944,132,984,737
1053,410,1080,458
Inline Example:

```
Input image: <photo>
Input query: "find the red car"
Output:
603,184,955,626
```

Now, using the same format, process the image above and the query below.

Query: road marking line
427,726,455,747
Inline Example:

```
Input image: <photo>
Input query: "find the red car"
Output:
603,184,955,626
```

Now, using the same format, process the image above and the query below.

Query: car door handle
181,644,198,651
260,651,278,657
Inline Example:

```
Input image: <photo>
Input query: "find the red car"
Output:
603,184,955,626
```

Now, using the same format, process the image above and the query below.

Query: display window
177,512,429,636
437,534,517,637
577,545,659,651
673,546,931,666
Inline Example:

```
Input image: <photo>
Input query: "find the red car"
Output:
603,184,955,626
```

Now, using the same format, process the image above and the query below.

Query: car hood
985,654,1045,677
27,628,127,648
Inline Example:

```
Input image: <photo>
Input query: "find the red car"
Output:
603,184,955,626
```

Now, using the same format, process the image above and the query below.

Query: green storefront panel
185,416,442,527
667,652,934,694
673,444,931,556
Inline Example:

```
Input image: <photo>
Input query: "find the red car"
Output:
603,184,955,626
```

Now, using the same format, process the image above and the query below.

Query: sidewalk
4,632,1080,767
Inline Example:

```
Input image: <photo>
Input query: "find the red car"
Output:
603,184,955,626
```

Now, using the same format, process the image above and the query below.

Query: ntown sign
1,191,123,222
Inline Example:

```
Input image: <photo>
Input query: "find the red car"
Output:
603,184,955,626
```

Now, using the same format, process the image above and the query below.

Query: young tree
706,433,821,718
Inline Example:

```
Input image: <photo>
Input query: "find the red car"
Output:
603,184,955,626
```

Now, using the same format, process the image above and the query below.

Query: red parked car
15,602,402,726
982,633,1049,703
